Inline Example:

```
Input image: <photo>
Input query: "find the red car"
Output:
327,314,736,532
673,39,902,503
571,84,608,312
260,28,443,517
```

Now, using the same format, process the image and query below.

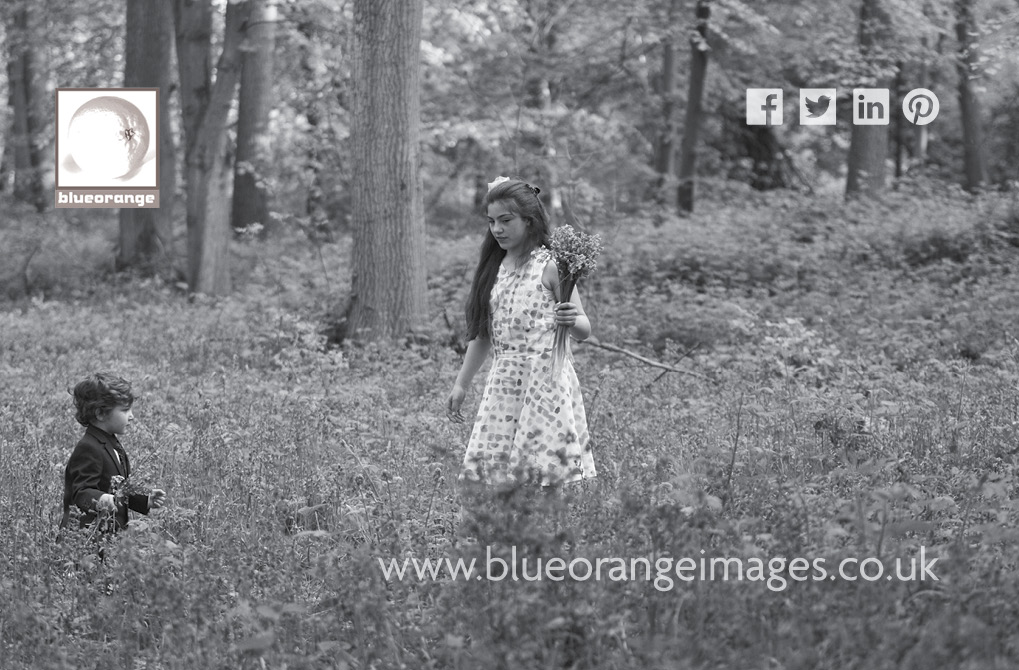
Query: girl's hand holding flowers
546,225,602,382
554,302,579,328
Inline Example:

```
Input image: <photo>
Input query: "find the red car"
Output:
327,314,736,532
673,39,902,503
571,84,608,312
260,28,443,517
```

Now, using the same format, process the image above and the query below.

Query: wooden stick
576,337,714,382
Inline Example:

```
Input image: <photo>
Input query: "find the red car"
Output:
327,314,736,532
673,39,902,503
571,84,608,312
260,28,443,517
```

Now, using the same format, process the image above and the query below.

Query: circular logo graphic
902,88,939,126
67,95,150,179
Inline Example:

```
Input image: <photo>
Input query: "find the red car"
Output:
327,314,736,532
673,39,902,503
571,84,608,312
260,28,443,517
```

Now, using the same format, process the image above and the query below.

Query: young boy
60,373,166,532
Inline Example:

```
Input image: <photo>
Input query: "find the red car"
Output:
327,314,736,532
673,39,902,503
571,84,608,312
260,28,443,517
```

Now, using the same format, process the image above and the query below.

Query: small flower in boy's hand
97,493,117,512
148,489,167,510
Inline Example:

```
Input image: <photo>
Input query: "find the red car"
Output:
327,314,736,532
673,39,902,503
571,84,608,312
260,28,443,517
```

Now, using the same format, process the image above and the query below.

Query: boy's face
95,404,133,435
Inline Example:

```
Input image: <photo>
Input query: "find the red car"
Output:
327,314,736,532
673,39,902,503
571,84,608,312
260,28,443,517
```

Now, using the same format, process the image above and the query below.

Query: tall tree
5,2,51,211
347,0,426,341
652,0,680,200
519,0,576,212
285,9,337,225
118,0,177,271
954,0,987,191
232,0,278,234
846,0,893,199
677,0,711,213
175,0,252,295
912,5,947,169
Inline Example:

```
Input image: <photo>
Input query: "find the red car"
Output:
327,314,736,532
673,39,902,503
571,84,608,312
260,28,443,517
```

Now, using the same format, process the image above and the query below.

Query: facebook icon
746,89,784,126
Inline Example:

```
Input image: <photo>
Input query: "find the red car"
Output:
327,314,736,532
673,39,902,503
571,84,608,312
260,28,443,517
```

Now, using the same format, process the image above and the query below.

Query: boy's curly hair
73,373,134,427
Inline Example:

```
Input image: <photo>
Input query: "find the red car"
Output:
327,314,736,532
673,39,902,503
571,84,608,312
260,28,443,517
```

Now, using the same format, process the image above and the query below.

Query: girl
446,177,596,486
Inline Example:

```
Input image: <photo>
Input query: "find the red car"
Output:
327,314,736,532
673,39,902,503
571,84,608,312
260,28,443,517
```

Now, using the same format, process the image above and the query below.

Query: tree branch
576,336,714,382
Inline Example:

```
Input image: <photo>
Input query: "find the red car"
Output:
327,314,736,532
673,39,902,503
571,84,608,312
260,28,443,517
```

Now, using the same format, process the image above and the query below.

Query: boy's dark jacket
60,425,150,530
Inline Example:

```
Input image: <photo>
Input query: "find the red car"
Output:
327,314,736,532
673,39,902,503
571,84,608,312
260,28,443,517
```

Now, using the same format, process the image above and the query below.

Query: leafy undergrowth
3,183,1019,669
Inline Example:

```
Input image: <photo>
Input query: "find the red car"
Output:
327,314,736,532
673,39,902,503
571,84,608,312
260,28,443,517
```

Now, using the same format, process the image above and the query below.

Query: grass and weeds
3,181,1019,668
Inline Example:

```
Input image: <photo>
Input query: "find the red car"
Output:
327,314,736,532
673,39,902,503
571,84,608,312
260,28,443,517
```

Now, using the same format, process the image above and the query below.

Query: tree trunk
914,37,930,167
6,3,50,211
846,122,889,198
520,0,575,212
232,0,278,235
348,0,427,341
295,19,328,224
845,0,892,199
677,0,710,214
119,0,176,272
955,0,987,191
174,0,251,295
893,62,905,179
530,75,562,212
652,0,680,201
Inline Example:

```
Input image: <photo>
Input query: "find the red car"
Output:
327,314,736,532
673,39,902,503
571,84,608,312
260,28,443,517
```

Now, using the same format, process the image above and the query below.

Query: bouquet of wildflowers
95,475,146,515
110,475,149,508
546,224,602,383
85,475,149,538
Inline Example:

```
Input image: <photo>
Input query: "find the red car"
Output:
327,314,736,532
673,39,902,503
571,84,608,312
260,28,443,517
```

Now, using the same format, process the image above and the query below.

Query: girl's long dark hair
465,179,552,341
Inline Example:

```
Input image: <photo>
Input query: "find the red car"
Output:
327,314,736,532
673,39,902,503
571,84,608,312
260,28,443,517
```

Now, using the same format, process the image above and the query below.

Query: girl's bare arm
447,337,492,421
455,337,492,388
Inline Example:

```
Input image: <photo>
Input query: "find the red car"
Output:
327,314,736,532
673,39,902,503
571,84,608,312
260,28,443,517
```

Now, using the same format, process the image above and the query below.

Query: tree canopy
2,0,1018,301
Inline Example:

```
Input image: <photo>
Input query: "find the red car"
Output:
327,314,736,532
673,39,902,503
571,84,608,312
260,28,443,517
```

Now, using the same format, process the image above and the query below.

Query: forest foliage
1,0,1018,302
4,0,1019,231
3,1,1019,668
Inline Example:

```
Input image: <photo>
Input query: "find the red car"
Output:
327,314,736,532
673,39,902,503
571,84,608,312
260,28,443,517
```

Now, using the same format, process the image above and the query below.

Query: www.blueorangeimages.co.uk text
377,546,939,593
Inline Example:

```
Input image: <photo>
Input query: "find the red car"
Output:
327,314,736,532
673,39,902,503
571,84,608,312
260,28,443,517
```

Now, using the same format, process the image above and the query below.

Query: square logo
799,88,837,125
746,89,783,126
55,88,159,208
852,88,890,126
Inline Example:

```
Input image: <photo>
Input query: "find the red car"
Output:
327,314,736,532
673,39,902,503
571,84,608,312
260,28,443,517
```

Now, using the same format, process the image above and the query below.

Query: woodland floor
3,181,1019,669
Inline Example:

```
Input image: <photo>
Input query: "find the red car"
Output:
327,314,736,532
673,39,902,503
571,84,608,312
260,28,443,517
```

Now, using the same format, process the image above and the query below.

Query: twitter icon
800,88,837,125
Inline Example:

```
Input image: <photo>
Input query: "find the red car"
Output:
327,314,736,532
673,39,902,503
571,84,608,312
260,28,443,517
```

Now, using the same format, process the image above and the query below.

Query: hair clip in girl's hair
526,184,541,196
487,176,511,192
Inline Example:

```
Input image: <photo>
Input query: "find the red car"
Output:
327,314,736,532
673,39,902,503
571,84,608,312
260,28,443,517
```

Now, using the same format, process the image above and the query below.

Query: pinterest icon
902,88,940,125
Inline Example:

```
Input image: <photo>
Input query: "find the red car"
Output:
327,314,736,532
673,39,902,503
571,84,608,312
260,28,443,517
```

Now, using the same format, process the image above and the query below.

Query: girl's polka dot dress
461,247,596,486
